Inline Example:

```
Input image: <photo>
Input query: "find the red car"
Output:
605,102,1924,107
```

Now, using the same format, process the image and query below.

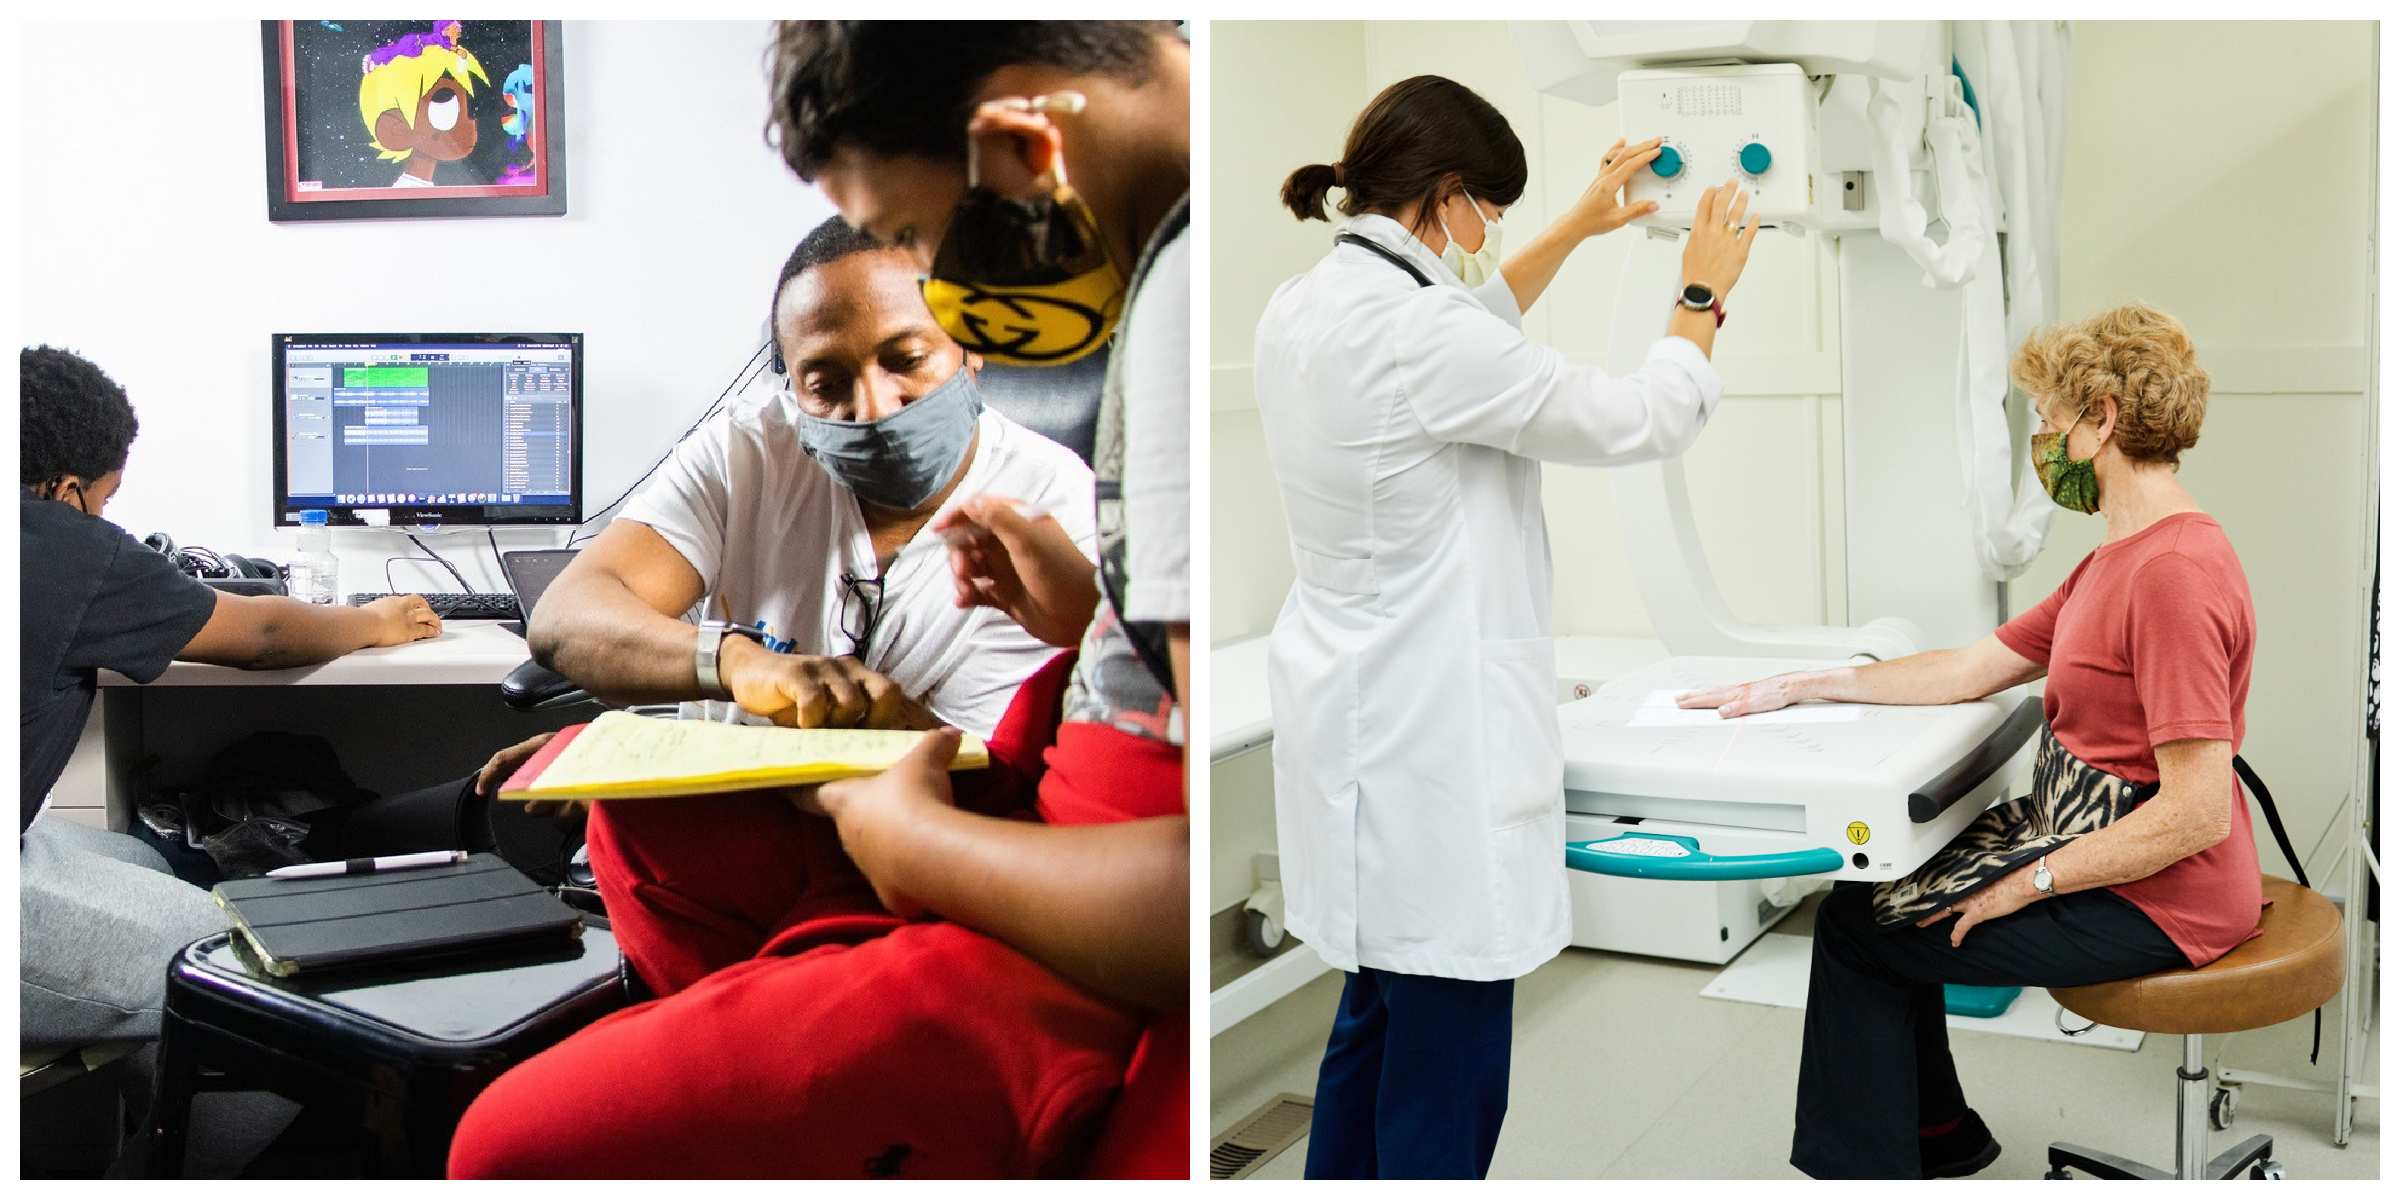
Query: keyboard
346,592,521,621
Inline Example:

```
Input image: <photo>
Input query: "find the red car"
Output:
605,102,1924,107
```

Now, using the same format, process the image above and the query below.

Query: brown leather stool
2045,878,2344,1180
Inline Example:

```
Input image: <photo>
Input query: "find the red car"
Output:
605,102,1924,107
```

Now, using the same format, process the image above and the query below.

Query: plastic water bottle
290,509,339,605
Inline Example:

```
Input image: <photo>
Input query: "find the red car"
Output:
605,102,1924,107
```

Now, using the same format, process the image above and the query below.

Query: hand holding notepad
498,711,989,804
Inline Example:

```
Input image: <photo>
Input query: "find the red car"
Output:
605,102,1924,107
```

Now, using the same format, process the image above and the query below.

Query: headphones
142,531,280,581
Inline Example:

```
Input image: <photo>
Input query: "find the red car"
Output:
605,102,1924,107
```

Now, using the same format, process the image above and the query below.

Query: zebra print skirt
1871,721,2159,926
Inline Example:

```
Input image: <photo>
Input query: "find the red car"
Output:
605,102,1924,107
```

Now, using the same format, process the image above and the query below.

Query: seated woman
1680,303,2261,1180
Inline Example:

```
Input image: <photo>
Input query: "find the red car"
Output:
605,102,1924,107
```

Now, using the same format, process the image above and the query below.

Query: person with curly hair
19,346,441,1057
1681,304,2260,1178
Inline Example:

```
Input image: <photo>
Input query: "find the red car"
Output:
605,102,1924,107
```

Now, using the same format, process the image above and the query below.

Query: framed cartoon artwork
261,20,567,221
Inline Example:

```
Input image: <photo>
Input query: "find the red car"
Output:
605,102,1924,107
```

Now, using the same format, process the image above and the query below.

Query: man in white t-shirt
519,219,1094,738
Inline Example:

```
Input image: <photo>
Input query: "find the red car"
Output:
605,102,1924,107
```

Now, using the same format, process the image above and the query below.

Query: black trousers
1791,882,2187,1179
301,775,583,887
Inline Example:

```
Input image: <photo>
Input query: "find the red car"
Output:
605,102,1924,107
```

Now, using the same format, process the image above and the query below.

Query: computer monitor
272,332,583,527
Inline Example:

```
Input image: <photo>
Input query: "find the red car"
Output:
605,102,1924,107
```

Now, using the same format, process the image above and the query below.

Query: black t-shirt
19,494,218,832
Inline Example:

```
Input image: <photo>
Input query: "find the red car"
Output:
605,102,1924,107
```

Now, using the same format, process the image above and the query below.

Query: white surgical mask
1436,197,1504,288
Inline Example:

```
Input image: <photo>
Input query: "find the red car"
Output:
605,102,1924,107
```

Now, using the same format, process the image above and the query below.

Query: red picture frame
261,20,568,221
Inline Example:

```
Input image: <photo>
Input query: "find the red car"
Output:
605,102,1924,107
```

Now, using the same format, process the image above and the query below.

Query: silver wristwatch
2031,855,2057,896
694,621,767,702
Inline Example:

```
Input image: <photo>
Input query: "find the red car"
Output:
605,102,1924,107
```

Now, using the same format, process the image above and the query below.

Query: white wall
1210,21,2376,883
20,20,833,597
1209,22,1368,642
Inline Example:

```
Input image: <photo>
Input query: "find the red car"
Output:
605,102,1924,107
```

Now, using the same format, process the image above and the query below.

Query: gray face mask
789,363,984,511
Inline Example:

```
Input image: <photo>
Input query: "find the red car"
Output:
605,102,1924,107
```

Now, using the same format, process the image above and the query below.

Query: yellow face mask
921,182,1124,367
920,93,1124,367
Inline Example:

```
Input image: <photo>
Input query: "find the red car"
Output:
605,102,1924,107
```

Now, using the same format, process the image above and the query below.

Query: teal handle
1566,833,1845,881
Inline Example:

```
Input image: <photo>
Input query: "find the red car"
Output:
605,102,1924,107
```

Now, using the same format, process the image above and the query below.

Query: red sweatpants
447,657,1161,1179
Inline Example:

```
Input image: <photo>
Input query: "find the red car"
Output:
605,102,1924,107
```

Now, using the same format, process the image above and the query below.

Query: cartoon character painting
498,63,538,186
358,20,489,188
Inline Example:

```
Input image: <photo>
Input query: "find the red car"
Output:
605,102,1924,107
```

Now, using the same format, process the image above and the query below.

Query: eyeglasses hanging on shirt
837,569,888,663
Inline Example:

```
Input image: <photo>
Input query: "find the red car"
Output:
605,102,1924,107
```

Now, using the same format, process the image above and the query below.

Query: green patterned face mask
2031,405,2100,515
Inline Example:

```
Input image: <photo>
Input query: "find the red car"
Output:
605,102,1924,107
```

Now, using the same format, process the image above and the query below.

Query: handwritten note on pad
1626,689,1867,728
498,711,989,803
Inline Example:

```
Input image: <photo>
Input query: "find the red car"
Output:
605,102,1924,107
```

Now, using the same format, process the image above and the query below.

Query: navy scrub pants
1305,965,1515,1179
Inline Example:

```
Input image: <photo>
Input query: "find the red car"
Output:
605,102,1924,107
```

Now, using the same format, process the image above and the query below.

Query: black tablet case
213,853,582,976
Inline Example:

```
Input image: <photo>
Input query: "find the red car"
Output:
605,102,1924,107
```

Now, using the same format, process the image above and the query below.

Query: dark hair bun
1281,162,1341,222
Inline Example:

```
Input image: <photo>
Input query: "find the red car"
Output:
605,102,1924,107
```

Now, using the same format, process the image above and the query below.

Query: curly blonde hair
2011,303,2210,465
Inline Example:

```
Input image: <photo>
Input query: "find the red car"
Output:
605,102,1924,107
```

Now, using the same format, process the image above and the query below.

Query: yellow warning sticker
1845,821,1871,845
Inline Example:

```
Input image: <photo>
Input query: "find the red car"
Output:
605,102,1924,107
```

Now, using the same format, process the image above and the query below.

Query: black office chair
498,659,685,717
498,660,593,713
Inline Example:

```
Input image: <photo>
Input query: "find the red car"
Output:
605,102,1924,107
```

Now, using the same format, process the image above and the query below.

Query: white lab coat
1256,214,1725,981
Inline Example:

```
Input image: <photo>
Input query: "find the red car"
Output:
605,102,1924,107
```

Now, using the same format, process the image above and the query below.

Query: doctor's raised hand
1681,176,1762,297
1498,136,1666,313
1566,137,1666,237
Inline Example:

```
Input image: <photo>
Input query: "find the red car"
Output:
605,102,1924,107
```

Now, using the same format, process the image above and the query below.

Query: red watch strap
1674,289,1728,328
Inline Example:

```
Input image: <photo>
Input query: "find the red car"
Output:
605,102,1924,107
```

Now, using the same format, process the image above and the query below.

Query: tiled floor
1212,917,2381,1180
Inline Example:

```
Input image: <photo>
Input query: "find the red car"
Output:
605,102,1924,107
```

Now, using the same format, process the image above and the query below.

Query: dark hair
21,345,138,491
765,21,1175,181
767,217,895,374
1282,75,1526,236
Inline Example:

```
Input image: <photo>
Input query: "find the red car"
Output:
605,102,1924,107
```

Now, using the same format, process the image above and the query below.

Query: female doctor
1255,74,1760,1179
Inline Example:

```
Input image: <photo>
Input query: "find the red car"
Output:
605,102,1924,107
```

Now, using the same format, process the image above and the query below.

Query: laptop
499,549,580,638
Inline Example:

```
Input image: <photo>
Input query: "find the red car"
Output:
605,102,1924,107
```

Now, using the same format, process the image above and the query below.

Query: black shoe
1920,1109,2002,1179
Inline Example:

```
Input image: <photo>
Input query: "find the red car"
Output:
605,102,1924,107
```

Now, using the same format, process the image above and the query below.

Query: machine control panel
1621,62,1815,232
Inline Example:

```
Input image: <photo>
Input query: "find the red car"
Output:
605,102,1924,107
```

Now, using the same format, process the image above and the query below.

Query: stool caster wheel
2211,1085,2239,1130
1240,908,1286,958
2044,1168,2071,1179
2250,1160,2285,1180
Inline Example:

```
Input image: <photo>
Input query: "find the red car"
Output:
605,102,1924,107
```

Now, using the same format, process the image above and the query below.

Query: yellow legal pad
497,710,989,803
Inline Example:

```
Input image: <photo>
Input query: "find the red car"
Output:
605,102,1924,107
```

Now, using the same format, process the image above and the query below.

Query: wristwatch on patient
694,621,768,702
1677,282,1726,328
2031,855,2057,896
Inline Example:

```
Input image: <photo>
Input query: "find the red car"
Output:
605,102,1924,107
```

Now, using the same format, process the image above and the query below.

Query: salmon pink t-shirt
1994,512,2264,966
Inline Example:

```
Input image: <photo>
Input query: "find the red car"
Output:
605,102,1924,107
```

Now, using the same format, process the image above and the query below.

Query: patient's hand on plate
1676,672,1806,719
933,495,1098,649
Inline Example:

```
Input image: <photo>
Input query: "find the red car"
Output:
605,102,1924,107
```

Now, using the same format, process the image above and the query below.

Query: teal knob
1739,142,1773,175
1650,145,1684,179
